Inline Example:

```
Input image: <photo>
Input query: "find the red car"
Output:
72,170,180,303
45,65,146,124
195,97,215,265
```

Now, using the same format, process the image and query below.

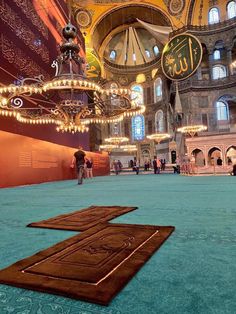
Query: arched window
209,7,220,24
109,50,116,61
155,110,165,132
212,65,227,79
145,49,151,58
216,101,229,120
213,49,220,60
112,122,120,135
131,84,144,106
132,115,145,141
153,45,159,56
227,1,236,19
154,78,162,102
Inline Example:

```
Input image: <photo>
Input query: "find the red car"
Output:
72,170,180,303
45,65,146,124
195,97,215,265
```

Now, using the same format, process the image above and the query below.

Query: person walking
71,146,86,185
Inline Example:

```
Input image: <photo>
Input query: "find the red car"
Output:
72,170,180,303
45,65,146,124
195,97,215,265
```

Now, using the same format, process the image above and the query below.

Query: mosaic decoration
132,115,145,141
12,0,48,39
118,76,129,86
164,0,185,18
94,0,131,3
198,0,204,25
161,33,203,81
0,2,49,63
75,9,92,28
85,48,102,81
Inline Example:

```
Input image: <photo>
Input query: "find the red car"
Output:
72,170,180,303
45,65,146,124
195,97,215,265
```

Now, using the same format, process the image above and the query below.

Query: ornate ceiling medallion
167,0,185,16
75,9,92,29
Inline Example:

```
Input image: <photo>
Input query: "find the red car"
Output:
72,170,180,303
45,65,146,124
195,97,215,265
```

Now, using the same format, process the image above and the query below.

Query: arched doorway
192,149,205,166
226,146,236,165
171,150,176,163
141,149,151,166
208,147,222,165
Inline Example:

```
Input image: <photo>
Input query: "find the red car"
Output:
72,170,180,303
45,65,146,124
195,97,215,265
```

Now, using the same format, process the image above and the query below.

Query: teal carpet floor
0,174,236,314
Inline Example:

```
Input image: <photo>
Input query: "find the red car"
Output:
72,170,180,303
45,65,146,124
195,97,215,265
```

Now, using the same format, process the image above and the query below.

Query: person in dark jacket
71,146,86,185
153,157,157,174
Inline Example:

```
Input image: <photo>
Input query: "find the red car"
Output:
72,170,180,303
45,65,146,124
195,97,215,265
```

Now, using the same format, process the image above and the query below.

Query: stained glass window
131,84,144,106
112,122,120,135
132,115,145,141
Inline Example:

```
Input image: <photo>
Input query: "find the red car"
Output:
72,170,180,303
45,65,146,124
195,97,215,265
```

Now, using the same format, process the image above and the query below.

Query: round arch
91,4,173,52
208,146,222,165
226,145,236,164
191,148,205,166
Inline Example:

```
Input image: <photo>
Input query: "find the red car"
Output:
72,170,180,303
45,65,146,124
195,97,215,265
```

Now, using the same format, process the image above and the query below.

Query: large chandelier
177,125,207,137
120,144,137,152
146,133,171,143
99,144,118,152
104,136,129,145
0,23,145,133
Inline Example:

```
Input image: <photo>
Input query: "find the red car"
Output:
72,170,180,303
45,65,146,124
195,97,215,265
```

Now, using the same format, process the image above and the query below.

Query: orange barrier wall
0,131,110,188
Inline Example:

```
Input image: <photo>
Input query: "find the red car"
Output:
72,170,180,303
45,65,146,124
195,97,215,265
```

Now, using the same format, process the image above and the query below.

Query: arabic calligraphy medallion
161,33,203,81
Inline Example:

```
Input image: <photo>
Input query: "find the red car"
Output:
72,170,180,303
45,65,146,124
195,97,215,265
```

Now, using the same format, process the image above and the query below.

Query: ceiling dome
104,27,161,66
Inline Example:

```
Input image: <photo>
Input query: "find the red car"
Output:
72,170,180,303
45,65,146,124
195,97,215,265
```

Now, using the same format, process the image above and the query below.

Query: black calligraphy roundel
161,33,203,81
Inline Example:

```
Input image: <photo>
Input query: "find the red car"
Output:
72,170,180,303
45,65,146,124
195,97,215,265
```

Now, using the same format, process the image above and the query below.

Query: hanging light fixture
120,144,137,152
104,136,129,145
99,144,118,152
0,23,145,133
177,125,207,137
146,132,171,143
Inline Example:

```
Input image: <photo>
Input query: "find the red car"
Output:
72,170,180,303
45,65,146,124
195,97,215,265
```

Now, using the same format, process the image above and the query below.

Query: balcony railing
171,74,236,92
171,16,236,36
103,57,161,72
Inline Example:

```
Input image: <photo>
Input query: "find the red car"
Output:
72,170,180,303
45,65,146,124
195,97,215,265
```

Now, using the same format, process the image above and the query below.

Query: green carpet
0,174,236,313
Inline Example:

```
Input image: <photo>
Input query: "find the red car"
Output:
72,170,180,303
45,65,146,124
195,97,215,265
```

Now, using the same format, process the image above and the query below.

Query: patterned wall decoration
86,48,102,81
75,9,92,28
12,0,48,39
198,0,204,25
164,0,185,18
0,35,49,79
0,2,49,63
94,0,132,3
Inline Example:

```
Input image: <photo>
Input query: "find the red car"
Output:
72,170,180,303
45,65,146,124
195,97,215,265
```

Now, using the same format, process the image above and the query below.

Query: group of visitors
71,146,93,185
128,157,167,175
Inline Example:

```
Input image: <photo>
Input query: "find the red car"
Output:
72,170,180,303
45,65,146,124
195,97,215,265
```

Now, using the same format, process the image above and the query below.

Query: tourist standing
153,157,157,174
71,146,86,185
86,157,93,178
156,158,161,174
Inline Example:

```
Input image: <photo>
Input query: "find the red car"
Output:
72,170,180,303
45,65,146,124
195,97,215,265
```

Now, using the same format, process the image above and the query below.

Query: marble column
227,48,233,75
208,51,214,81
